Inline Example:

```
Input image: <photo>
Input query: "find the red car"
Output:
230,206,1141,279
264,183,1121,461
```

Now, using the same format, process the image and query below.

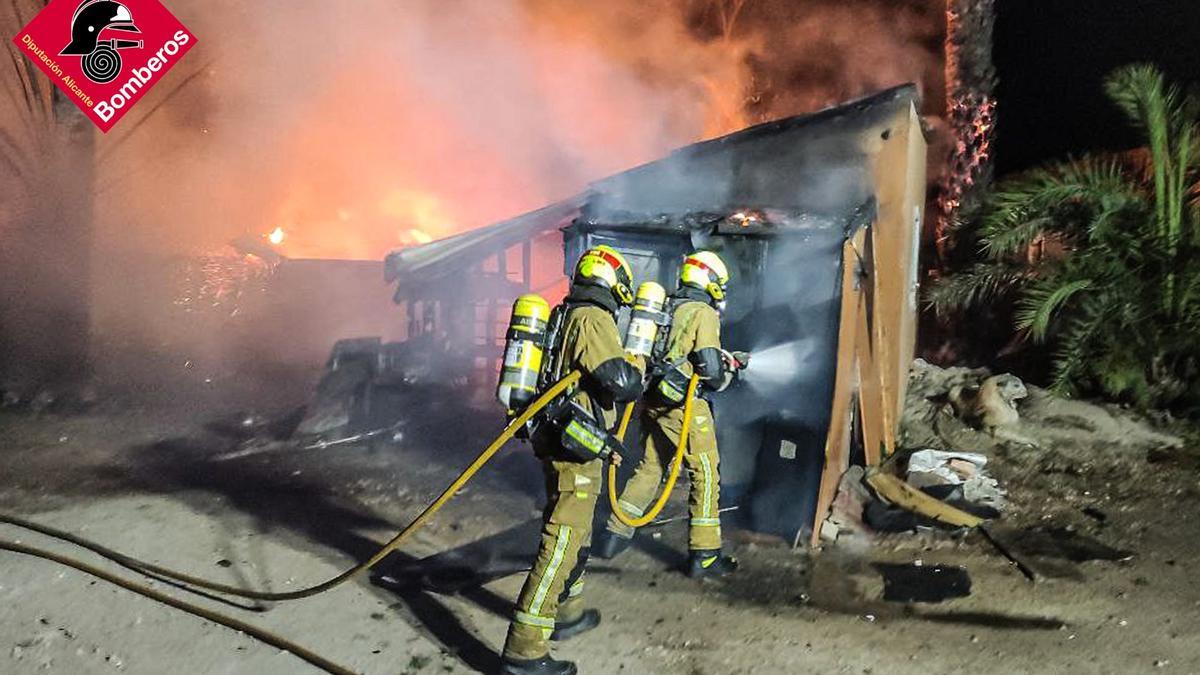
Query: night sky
994,0,1200,175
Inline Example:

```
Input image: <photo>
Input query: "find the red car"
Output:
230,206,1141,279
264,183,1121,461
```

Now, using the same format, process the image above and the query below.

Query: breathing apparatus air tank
497,294,551,413
623,281,670,358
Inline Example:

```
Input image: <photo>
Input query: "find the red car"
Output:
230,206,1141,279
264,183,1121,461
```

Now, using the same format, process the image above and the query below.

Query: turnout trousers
605,398,722,550
502,456,602,660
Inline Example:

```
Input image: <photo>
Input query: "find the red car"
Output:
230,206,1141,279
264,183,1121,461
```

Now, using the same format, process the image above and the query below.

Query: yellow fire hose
0,371,582,674
0,370,699,672
2,371,580,601
606,374,700,528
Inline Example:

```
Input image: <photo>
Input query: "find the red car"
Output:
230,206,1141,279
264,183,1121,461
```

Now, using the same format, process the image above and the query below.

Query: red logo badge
12,0,197,132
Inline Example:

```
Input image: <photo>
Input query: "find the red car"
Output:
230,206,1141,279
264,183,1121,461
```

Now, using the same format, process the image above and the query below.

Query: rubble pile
821,360,1185,544
905,449,1006,510
900,359,1182,460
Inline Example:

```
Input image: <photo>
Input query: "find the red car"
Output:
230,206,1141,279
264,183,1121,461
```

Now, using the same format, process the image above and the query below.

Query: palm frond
924,262,1031,315
1190,188,1200,246
979,156,1142,257
1178,267,1200,321
1092,201,1136,239
1049,294,1117,394
940,64,1200,410
1015,278,1092,342
1105,64,1174,139
1106,63,1200,244
978,215,1054,259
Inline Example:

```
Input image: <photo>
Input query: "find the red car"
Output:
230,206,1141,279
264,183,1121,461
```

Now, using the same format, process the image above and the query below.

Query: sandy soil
1,377,1198,675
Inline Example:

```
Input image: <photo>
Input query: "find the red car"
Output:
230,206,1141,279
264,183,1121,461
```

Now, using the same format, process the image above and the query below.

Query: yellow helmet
680,251,730,302
574,245,635,306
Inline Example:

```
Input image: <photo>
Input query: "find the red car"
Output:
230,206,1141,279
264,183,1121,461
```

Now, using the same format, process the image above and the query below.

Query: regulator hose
606,374,700,528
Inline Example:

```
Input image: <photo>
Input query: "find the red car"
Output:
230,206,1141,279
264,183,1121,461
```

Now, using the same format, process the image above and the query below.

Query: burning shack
382,85,927,545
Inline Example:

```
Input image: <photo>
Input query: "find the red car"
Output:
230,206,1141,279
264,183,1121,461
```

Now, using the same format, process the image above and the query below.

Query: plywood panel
809,228,868,546
865,103,927,458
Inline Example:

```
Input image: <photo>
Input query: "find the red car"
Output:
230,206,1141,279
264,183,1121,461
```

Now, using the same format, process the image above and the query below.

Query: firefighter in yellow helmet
596,250,748,578
502,245,646,675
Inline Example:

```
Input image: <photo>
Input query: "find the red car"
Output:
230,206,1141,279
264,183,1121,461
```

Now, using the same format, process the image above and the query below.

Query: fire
729,210,765,228
268,227,286,246
91,2,947,263
380,189,458,244
172,253,274,316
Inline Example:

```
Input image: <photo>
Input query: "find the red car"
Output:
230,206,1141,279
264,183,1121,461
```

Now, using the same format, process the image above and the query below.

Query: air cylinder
497,294,551,413
623,281,668,357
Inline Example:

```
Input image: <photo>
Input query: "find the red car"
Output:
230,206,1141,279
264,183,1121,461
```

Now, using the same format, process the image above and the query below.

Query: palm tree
928,65,1200,409
937,0,998,265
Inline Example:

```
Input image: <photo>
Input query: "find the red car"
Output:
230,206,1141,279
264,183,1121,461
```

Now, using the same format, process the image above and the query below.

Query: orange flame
380,189,456,242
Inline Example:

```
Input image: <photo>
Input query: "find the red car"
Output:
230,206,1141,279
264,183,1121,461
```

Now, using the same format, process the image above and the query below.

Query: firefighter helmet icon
59,0,144,84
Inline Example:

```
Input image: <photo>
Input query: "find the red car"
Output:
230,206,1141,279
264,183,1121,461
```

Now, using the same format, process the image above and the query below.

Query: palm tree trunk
937,0,998,266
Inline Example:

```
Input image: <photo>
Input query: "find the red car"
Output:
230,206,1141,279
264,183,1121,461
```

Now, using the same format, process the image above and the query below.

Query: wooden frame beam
809,227,868,546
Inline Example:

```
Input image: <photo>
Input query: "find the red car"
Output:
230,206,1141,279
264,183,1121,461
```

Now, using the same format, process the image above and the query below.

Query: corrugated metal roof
383,196,583,290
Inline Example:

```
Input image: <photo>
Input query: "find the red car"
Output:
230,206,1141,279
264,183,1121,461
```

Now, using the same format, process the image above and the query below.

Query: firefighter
595,251,747,578
501,246,646,675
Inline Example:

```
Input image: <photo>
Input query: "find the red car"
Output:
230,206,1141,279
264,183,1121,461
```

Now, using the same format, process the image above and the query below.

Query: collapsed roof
385,84,922,295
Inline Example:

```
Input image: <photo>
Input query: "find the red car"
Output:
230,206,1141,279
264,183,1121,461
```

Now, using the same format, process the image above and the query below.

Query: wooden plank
865,470,983,528
856,270,885,466
808,235,866,547
865,103,927,459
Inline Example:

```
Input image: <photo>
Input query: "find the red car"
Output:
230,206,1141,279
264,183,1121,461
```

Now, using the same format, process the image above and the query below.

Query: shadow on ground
116,431,526,673
77,386,556,673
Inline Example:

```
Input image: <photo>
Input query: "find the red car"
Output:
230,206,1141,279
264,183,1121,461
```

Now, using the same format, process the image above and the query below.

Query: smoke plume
92,0,944,261
1,0,944,383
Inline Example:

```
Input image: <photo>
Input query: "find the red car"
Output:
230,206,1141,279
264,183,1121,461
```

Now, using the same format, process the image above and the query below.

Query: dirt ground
2,370,1199,675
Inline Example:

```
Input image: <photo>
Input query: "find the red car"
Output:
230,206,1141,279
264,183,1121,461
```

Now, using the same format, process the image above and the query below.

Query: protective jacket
660,286,725,395
546,285,643,432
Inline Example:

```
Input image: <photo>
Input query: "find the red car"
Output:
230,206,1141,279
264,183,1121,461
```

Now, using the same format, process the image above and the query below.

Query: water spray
739,339,817,392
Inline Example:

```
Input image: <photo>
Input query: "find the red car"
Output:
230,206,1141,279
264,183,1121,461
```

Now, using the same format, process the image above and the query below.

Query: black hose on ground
0,539,356,675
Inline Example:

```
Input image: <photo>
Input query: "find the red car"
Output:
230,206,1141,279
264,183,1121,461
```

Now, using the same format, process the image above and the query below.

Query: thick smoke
3,0,944,384
94,0,944,262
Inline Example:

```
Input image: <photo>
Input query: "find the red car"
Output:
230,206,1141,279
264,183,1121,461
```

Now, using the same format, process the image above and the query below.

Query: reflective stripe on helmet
683,256,725,287
683,255,715,279
682,254,728,303
596,249,632,289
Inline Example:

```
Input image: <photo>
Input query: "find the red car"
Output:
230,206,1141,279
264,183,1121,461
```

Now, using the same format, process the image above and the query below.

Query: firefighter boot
500,654,578,675
687,549,738,578
551,608,600,641
593,529,633,560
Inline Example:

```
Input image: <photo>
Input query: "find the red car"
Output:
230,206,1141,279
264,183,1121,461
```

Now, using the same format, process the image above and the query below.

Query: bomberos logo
13,0,197,132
